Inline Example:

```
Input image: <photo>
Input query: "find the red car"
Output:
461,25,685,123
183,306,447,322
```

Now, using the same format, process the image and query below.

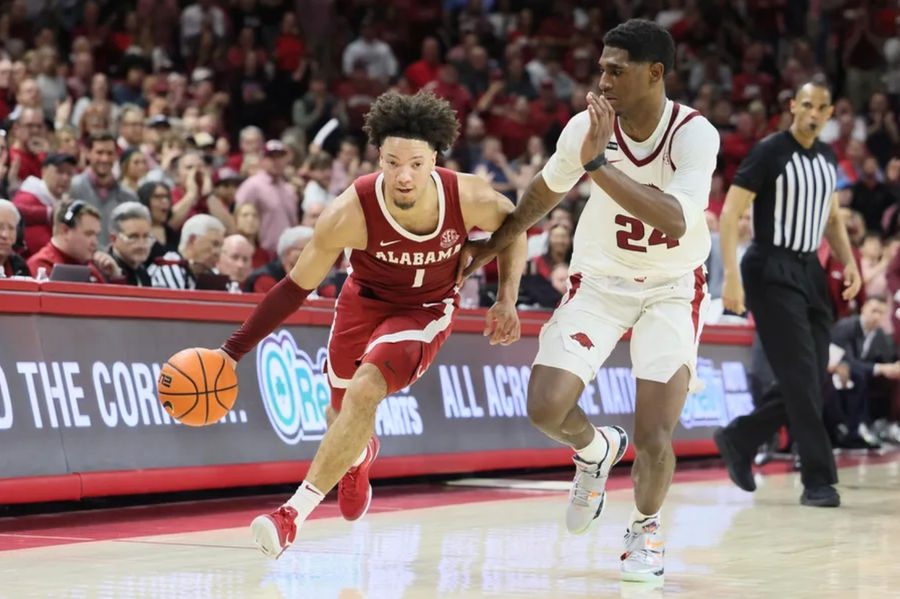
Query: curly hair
363,90,460,153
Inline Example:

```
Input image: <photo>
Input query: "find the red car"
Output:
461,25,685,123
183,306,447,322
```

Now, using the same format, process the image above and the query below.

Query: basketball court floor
1,452,897,599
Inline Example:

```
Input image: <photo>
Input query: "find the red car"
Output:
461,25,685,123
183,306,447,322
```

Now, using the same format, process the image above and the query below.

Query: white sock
285,480,325,523
350,446,368,468
630,506,660,528
575,427,609,464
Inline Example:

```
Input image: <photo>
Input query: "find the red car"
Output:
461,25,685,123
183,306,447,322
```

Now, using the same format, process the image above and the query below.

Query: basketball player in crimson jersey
214,91,526,559
460,20,718,582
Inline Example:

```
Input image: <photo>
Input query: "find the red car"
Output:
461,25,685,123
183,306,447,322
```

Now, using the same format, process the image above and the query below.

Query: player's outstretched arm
458,174,527,345
216,188,365,367
457,173,565,282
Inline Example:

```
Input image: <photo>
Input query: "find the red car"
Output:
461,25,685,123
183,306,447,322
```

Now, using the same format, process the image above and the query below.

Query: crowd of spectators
0,1,899,441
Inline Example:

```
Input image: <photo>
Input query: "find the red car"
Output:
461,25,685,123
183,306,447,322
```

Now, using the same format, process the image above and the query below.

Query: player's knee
344,365,388,414
526,391,568,430
633,427,674,461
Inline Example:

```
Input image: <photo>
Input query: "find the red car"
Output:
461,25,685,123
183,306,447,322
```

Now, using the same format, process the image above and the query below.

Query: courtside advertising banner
0,314,753,479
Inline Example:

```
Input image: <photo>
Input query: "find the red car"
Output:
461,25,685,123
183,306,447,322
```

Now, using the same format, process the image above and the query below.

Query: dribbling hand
215,348,237,370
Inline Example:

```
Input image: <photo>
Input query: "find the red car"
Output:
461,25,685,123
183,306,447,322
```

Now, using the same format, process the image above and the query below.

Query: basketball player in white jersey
459,19,719,582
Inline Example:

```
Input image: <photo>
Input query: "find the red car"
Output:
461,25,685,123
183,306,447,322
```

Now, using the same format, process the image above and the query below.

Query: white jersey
542,99,719,278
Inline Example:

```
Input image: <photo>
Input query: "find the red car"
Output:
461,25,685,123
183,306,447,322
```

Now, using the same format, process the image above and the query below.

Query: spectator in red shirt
731,44,775,107
26,200,118,282
9,106,49,186
0,200,29,277
529,79,570,138
404,37,442,91
12,152,76,257
423,63,474,127
234,202,270,269
487,95,535,160
273,12,305,74
721,111,760,184
0,57,12,122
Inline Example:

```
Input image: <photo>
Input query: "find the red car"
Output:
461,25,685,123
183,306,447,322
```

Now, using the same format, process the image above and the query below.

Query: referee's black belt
749,243,817,261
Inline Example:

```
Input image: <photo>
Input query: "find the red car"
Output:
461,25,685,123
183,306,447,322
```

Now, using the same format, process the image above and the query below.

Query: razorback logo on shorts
570,332,594,350
440,229,461,249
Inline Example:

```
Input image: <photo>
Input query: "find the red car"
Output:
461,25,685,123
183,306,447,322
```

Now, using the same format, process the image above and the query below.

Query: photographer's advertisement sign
0,314,753,480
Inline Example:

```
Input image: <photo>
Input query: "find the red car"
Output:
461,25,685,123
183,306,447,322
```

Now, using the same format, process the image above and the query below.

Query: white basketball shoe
621,515,665,582
565,425,629,534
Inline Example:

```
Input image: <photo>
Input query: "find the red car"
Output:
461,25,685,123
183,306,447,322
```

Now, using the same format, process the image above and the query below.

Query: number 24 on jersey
614,214,679,253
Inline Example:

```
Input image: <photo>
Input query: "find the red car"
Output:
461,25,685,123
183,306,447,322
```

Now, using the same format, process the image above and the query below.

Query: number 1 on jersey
412,268,425,288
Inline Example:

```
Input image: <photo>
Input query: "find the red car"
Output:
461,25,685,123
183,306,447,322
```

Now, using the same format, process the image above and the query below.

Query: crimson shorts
326,277,458,409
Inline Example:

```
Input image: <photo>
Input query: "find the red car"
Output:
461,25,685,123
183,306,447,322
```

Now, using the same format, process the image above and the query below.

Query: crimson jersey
349,167,467,305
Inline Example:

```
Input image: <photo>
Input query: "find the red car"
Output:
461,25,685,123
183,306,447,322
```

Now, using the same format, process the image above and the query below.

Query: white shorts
533,267,709,390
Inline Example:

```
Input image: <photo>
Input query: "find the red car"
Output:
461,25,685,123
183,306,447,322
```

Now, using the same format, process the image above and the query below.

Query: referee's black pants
722,244,838,487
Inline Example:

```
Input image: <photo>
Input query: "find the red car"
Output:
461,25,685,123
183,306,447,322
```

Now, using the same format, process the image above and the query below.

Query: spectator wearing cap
119,147,149,195
70,132,138,244
217,233,254,288
9,106,50,186
13,152,77,257
212,166,242,209
244,225,313,293
341,20,398,83
148,213,225,289
105,201,153,286
27,200,120,283
0,200,29,277
234,140,298,256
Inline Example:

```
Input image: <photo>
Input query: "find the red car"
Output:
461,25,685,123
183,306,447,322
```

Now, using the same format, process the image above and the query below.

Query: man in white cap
234,140,298,256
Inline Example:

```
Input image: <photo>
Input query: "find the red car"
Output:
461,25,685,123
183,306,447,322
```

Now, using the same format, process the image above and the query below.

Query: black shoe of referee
800,485,840,507
713,428,756,492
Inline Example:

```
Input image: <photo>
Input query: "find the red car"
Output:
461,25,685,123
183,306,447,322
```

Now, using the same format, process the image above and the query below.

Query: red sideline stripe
0,440,717,505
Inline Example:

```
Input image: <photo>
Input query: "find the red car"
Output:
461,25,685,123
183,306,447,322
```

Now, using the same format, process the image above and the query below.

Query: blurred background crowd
0,0,899,447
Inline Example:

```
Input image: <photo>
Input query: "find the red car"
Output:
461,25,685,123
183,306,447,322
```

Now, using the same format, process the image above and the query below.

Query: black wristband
583,153,608,171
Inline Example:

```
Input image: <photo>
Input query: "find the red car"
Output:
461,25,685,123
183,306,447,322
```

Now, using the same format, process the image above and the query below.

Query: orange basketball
157,348,238,426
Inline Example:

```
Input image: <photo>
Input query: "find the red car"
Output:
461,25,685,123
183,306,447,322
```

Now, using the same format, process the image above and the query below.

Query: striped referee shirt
733,131,838,253
147,251,196,289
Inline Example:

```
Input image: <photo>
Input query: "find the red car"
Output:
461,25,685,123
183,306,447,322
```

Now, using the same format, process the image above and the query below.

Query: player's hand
842,263,862,300
214,348,237,370
721,271,746,315
484,299,520,346
456,238,499,285
580,92,614,167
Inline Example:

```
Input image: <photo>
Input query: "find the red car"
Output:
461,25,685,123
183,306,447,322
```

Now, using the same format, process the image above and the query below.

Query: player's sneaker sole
621,568,664,583
250,515,287,560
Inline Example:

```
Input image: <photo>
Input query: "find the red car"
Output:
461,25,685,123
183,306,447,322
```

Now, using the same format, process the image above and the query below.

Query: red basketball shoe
338,436,380,521
250,505,298,559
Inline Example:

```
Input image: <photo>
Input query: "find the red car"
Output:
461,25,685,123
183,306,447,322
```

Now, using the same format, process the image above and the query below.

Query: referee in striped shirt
714,82,861,508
